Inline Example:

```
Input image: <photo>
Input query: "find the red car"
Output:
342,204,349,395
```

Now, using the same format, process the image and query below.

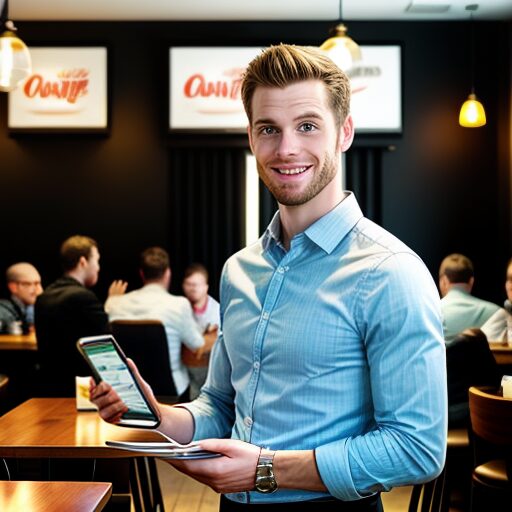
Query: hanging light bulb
320,23,362,72
0,1,32,93
458,4,486,128
459,92,486,127
319,1,361,72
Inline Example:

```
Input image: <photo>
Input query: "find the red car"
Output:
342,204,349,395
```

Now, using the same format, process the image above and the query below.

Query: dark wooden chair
110,319,178,403
0,374,9,416
468,386,512,511
110,319,180,512
446,328,500,428
408,465,448,512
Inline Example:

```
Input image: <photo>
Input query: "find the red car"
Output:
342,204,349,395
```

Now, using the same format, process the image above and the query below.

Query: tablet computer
77,334,161,428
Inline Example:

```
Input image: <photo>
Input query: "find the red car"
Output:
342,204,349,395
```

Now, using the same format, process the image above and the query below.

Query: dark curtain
169,147,245,299
345,147,383,224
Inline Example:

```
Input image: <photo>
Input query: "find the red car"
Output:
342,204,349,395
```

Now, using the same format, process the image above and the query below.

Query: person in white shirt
182,263,220,399
482,258,512,342
439,253,500,342
105,247,215,400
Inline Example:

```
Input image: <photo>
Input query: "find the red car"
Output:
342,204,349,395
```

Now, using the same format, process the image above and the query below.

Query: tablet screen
80,338,158,425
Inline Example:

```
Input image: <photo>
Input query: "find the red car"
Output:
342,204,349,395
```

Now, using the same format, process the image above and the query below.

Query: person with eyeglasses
0,262,43,334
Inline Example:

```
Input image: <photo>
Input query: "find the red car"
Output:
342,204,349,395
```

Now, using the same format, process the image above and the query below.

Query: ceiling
4,0,512,22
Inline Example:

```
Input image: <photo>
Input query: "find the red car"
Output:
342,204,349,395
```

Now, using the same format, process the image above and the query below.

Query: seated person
105,247,215,402
0,262,42,334
439,253,500,342
481,258,512,342
35,235,121,397
446,328,500,427
181,263,220,399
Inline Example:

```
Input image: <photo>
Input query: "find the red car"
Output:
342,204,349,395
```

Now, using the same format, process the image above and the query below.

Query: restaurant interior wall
0,20,510,303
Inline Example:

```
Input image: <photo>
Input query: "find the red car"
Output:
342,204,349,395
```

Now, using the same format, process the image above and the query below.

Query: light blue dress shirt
184,192,447,504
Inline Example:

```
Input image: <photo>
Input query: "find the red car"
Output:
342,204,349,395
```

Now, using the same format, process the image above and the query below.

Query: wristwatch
254,448,278,493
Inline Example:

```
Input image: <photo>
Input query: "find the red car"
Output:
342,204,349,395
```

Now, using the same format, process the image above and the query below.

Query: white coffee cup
501,375,512,398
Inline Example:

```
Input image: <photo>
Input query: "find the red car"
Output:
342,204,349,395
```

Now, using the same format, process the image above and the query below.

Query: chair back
110,320,178,401
0,374,9,416
469,386,512,448
446,329,500,427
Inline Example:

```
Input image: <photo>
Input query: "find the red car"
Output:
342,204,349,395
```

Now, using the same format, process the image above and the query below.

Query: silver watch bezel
255,449,278,493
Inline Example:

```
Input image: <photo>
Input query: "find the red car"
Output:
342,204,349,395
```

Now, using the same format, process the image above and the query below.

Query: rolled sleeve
316,439,364,501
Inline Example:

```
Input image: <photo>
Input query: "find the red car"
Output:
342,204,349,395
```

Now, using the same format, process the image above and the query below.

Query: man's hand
196,327,218,360
89,358,158,424
170,439,260,494
108,280,128,297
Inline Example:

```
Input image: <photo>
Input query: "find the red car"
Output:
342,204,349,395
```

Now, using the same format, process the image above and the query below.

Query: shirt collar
446,284,471,297
142,282,168,293
262,192,364,255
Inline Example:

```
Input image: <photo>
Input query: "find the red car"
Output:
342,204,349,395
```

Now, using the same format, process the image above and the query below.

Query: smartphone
77,334,161,428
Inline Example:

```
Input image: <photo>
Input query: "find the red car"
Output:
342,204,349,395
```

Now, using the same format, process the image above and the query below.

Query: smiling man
91,45,447,511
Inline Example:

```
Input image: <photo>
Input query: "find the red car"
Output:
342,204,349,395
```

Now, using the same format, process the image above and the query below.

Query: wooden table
0,481,112,512
0,398,166,511
0,332,37,351
489,342,512,367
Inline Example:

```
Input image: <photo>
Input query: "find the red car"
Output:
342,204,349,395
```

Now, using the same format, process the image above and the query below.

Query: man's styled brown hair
60,235,98,272
241,44,351,129
140,247,170,281
439,253,474,284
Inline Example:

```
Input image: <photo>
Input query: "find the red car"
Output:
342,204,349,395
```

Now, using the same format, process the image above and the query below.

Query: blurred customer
35,235,123,396
481,258,512,342
439,253,500,342
182,263,220,399
0,262,42,334
105,247,215,402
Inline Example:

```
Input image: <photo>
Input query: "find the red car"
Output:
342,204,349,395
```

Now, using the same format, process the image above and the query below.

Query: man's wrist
254,448,278,493
272,449,327,492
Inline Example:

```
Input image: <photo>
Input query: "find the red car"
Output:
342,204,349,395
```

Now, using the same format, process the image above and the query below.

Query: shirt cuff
315,439,366,501
177,402,229,441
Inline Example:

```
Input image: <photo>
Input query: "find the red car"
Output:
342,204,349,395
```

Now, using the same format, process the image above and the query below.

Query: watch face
255,475,278,493
256,476,277,493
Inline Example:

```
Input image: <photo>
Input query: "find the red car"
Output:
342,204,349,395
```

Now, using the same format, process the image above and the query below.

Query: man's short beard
258,152,338,207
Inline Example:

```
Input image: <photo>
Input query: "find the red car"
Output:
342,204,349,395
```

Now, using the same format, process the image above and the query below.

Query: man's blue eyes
300,123,315,132
260,124,316,134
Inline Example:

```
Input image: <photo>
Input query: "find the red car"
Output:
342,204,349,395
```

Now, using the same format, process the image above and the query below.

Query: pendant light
0,0,32,93
320,0,361,72
459,4,486,128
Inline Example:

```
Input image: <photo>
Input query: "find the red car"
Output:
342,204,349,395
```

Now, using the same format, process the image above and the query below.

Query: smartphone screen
77,335,160,428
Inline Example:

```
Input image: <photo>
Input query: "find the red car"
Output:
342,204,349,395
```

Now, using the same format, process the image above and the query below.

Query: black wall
0,20,510,303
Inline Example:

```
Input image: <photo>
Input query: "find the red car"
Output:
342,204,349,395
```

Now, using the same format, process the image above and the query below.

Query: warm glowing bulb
0,30,32,92
459,93,486,128
320,24,362,72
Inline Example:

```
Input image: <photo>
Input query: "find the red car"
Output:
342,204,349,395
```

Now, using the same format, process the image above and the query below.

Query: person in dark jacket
35,235,126,396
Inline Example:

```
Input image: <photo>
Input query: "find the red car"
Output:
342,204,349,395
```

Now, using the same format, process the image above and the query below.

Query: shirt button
244,416,253,427
254,361,260,370
277,266,285,274
262,312,269,320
